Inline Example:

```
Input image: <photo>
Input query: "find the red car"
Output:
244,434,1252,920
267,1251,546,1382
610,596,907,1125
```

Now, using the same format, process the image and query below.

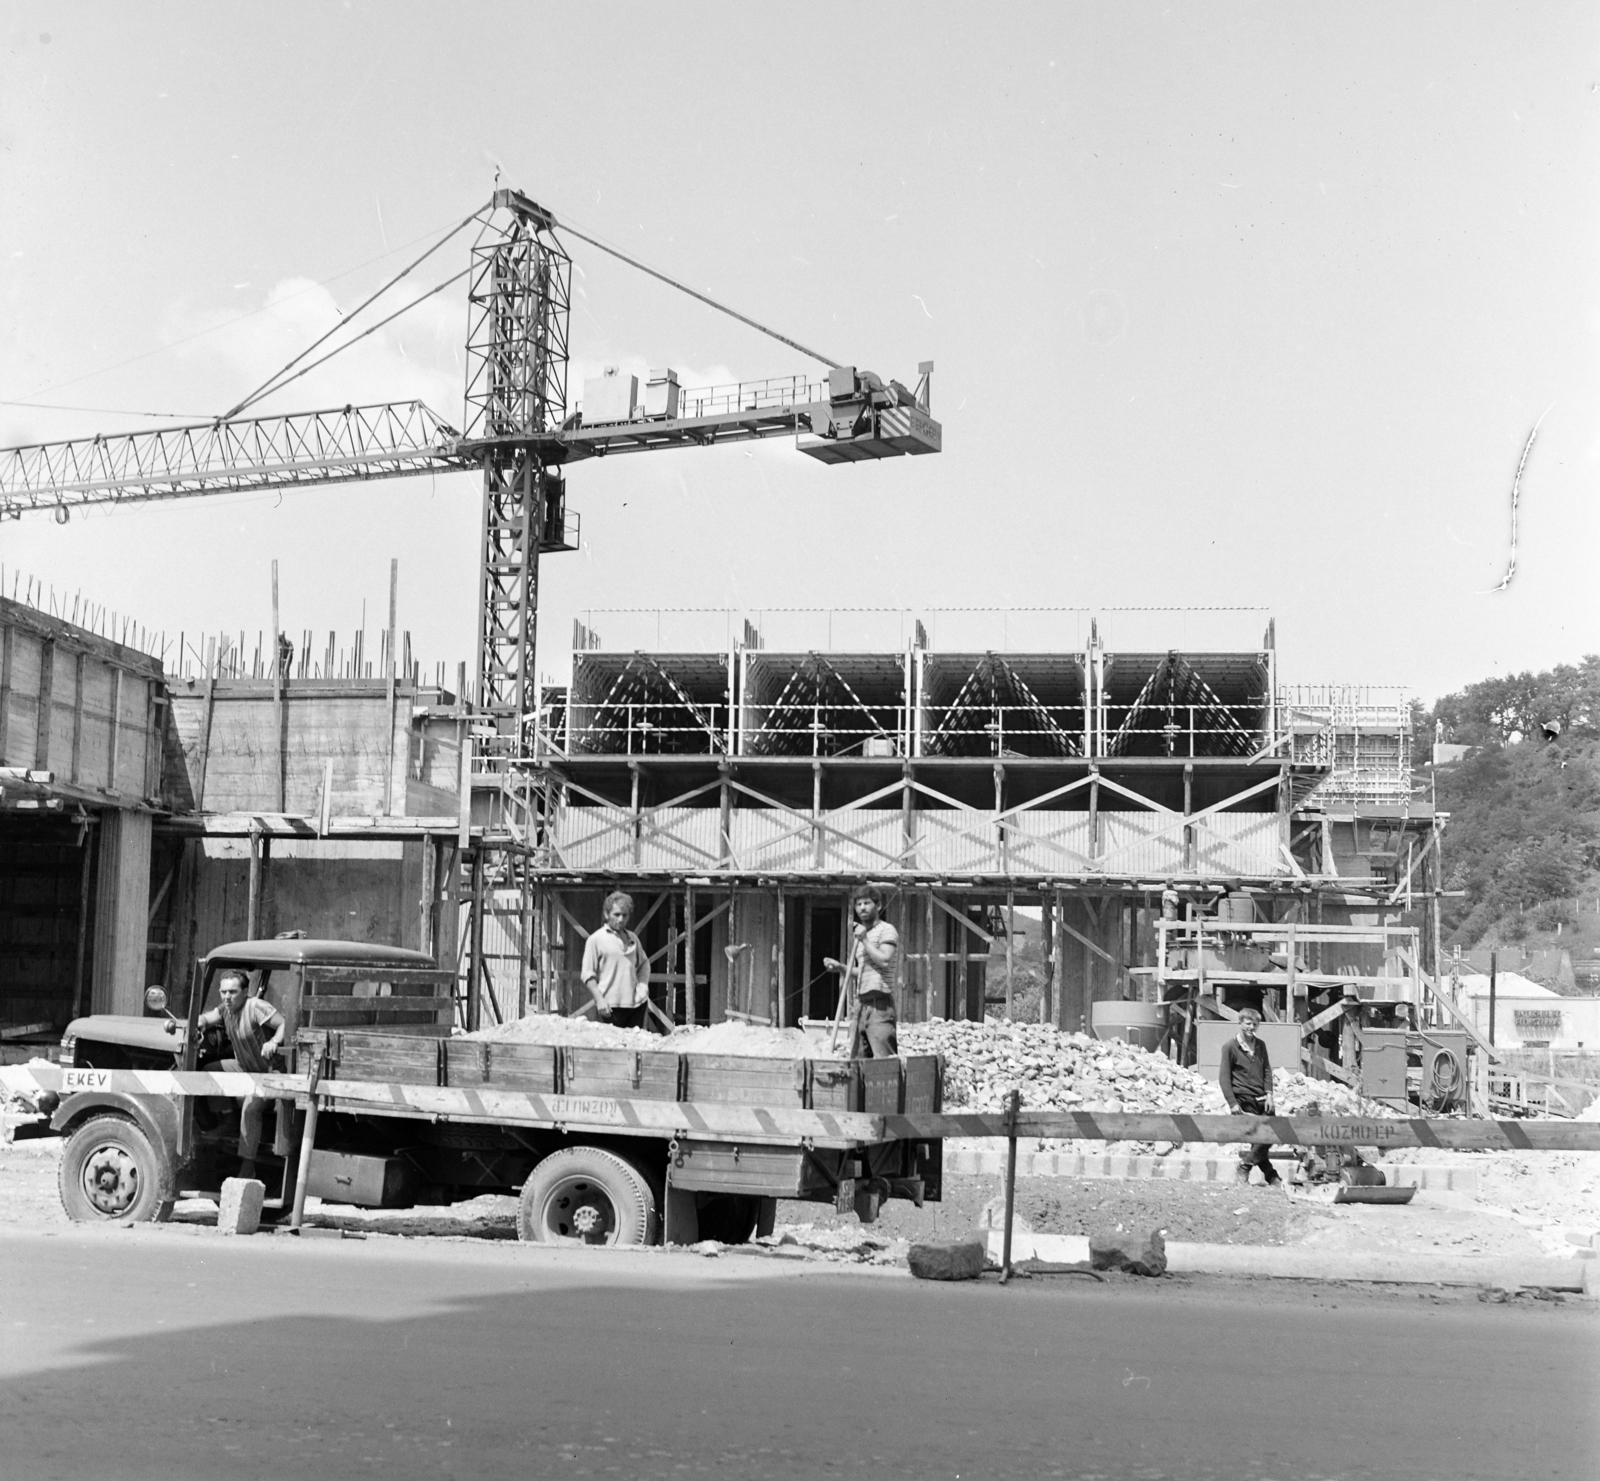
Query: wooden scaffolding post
71,822,96,1021
1088,768,1101,867
901,762,914,869
467,850,485,1033
718,761,733,867
1040,890,1055,1025
419,832,437,959
384,558,399,816
246,825,263,939
924,886,936,1023
518,865,532,1019
993,762,1006,873
802,894,815,1023
812,760,824,869
630,762,642,871
1004,888,1015,1019
775,884,785,1028
685,882,696,1024
271,561,286,813
1183,763,1195,873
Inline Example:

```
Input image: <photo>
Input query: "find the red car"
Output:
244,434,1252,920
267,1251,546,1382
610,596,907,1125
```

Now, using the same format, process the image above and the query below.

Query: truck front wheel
58,1116,175,1224
518,1147,658,1246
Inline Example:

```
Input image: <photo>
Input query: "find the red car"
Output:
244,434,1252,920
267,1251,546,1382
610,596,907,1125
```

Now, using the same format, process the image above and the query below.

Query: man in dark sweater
1218,1009,1281,1187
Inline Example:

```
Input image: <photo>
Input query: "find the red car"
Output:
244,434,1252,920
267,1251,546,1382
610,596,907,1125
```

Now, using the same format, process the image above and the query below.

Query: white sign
61,1070,112,1093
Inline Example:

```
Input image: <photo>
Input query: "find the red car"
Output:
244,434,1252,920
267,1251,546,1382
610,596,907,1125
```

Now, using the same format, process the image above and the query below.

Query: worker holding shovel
824,885,900,1058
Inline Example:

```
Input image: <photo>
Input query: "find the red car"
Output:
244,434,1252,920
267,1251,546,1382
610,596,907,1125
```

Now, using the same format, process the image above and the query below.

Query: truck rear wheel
518,1147,658,1246
58,1116,175,1225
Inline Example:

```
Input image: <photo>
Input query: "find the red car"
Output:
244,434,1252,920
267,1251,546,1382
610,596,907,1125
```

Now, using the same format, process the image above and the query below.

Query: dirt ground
4,1124,1594,1268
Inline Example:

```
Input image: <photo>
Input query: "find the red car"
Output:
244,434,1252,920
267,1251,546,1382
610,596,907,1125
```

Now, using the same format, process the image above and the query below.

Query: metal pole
468,850,486,1033
1000,1087,1020,1284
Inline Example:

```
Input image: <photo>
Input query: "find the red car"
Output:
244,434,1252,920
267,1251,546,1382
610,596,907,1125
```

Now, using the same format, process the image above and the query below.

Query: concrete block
987,1229,1090,1265
1089,1227,1168,1277
907,1238,987,1281
218,1178,265,1236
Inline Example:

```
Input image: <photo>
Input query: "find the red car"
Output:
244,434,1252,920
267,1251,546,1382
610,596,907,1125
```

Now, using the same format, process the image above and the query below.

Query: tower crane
0,189,941,768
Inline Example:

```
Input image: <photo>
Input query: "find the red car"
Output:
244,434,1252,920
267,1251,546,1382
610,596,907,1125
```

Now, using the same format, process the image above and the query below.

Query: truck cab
49,939,452,1225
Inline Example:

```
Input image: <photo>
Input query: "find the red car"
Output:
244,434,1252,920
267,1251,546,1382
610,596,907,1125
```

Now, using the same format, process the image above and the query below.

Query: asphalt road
0,1226,1595,1481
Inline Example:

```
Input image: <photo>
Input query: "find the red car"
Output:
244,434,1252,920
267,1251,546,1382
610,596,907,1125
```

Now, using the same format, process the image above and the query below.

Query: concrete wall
166,680,461,817
0,597,163,803
162,837,450,1014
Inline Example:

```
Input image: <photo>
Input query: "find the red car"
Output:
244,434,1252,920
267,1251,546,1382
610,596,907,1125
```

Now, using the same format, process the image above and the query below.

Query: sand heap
465,1015,838,1059
898,1018,1392,1119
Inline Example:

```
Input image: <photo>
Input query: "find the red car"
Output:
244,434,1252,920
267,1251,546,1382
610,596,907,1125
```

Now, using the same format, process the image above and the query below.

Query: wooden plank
681,1052,809,1108
902,1055,942,1114
322,1031,440,1083
561,1047,681,1101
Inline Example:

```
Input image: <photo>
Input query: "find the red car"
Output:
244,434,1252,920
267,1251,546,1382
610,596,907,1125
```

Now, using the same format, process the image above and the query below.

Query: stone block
218,1178,265,1236
1089,1226,1167,1277
908,1237,987,1281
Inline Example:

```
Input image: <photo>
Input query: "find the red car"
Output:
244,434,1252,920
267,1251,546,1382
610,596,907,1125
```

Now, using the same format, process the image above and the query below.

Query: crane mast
464,191,572,761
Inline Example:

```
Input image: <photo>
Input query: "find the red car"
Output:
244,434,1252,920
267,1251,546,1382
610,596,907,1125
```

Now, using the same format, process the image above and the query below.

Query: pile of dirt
464,1014,660,1049
464,1015,839,1060
899,1018,1392,1120
671,1023,835,1059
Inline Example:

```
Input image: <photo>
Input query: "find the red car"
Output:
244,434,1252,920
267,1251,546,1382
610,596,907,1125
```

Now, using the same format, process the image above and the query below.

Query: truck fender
51,1091,183,1167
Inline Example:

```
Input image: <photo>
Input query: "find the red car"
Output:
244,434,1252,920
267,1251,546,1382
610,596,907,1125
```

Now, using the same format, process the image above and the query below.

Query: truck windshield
201,968,278,1013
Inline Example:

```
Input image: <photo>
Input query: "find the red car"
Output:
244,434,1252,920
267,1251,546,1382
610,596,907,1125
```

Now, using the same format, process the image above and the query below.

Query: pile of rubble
466,1015,835,1059
898,1018,1392,1120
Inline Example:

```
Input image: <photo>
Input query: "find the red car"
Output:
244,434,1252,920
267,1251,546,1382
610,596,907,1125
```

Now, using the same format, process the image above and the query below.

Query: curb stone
945,1144,1478,1195
983,1229,1588,1291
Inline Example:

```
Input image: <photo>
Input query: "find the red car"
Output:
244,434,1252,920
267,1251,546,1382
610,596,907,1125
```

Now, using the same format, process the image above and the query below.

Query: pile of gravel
899,1018,1392,1120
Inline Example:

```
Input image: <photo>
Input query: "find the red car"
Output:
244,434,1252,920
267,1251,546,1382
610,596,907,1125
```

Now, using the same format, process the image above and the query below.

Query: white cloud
165,276,466,427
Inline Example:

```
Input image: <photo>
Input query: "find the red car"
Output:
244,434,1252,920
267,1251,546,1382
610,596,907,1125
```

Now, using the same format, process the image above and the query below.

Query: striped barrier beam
882,1110,1600,1153
2,1065,270,1100
6,1065,1599,1152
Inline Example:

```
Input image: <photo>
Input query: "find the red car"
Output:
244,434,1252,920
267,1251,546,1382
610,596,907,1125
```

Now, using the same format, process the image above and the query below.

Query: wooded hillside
1420,657,1600,953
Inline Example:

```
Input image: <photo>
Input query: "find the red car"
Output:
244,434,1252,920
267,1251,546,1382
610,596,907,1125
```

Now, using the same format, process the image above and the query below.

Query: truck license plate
61,1070,114,1093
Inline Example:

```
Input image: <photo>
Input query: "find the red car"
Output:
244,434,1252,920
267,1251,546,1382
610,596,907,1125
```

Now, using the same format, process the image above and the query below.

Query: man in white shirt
581,891,652,1028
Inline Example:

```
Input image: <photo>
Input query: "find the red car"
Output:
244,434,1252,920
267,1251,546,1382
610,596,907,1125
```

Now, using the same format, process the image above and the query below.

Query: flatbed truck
21,938,943,1245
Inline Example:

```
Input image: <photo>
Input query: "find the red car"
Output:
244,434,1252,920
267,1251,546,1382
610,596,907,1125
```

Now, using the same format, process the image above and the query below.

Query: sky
1,2,1596,702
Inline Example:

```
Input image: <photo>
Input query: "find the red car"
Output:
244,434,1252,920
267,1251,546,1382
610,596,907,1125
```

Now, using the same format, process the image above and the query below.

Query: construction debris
465,1015,837,1058
899,1018,1395,1120
907,1237,987,1281
1088,1226,1168,1277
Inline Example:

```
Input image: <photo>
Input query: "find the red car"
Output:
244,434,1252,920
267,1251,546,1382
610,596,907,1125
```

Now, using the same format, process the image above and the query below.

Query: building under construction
1,582,1452,1082
503,606,1440,1075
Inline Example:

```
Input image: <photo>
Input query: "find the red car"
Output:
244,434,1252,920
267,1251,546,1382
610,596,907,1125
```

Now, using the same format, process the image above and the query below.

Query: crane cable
551,218,843,372
220,203,491,421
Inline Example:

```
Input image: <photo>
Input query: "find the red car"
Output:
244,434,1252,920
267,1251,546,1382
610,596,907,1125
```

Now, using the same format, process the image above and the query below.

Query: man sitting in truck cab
196,970,285,1180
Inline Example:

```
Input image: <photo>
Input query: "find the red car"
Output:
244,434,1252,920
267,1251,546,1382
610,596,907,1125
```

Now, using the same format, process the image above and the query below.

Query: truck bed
298,1030,943,1117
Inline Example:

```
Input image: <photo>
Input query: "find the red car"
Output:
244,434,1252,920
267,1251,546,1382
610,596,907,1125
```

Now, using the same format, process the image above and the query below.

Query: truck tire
519,1147,658,1246
58,1115,175,1225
